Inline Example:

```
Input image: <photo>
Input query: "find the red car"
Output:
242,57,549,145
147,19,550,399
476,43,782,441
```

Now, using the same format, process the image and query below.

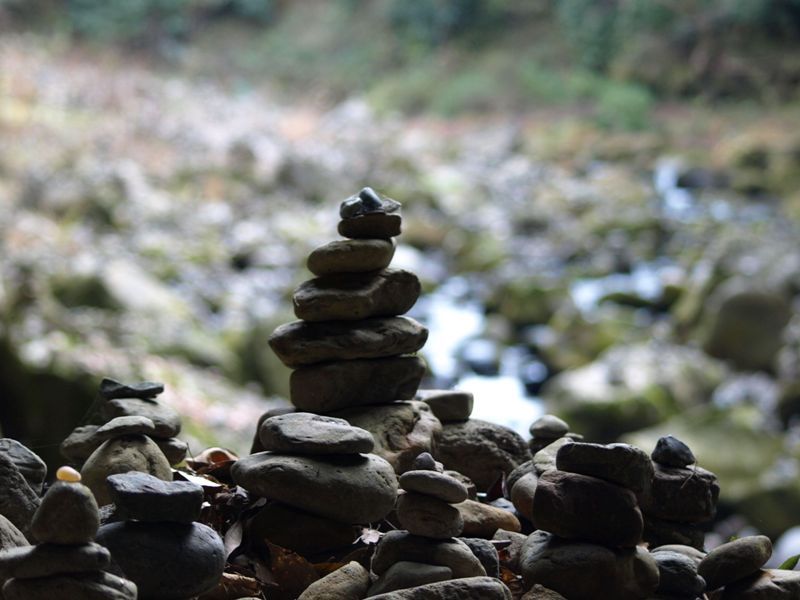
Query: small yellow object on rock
56,465,82,482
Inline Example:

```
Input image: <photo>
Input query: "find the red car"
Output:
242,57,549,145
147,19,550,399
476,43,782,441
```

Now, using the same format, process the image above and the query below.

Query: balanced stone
106,472,203,523
94,416,157,441
367,561,452,596
459,537,500,578
652,550,706,597
339,187,401,219
532,470,643,547
529,415,569,440
639,464,719,523
101,398,181,438
533,438,573,474
154,437,189,466
0,439,47,494
397,492,464,539
292,269,420,322
698,535,772,591
99,378,164,400
296,561,370,600
371,531,486,578
269,316,427,368
80,435,173,506
416,390,474,422
231,452,397,524
291,356,426,413
259,413,375,455
338,212,402,239
400,470,469,504
411,452,440,472
96,521,224,600
0,453,39,536
307,238,396,276
2,570,137,600
652,435,695,468
651,544,706,566
367,577,512,599
555,442,654,493
510,472,537,521
0,543,110,579
31,482,99,545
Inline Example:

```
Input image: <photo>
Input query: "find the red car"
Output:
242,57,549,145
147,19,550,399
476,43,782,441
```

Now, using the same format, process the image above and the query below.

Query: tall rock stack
0,466,137,600
268,188,441,472
520,441,661,599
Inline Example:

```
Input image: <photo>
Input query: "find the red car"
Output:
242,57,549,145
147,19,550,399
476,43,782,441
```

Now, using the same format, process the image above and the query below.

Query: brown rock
338,213,402,239
456,499,521,539
307,238,396,276
721,568,800,599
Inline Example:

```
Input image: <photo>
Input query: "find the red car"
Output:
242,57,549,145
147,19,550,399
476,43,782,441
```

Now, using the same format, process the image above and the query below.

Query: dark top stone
107,472,203,523
339,187,401,219
652,435,696,468
412,452,438,471
100,378,164,401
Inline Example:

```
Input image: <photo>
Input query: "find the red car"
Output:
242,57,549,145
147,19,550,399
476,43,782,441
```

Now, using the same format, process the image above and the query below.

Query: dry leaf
197,571,263,600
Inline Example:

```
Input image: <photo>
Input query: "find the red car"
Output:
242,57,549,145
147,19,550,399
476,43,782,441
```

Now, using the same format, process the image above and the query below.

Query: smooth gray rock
270,316,427,368
455,499,521,539
416,390,474,422
339,187,401,219
367,577,511,599
96,521,224,600
297,561,370,600
291,356,426,413
652,544,706,565
0,454,39,536
258,413,375,455
154,437,189,466
307,238,396,277
60,425,102,464
721,568,800,598
367,561,452,596
31,482,99,545
107,472,203,523
293,269,420,322
0,542,110,579
533,438,573,474
653,550,706,597
338,213,402,239
556,441,654,493
397,492,464,539
459,537,500,578
0,439,46,494
699,535,772,591
652,435,695,468
436,420,530,490
232,452,397,524
0,516,26,552
94,416,156,441
510,471,537,521
101,398,181,438
372,531,486,578
399,470,468,504
3,570,137,600
529,415,569,440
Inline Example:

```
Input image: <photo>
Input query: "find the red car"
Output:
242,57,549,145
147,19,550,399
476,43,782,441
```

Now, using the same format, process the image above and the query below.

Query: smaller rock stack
0,466,137,600
233,412,398,557
640,435,720,550
520,441,660,599
60,378,188,506
367,453,495,596
96,471,225,600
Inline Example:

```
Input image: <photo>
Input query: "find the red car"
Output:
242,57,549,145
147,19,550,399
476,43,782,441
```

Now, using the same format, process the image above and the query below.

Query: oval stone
307,238,395,276
258,413,374,455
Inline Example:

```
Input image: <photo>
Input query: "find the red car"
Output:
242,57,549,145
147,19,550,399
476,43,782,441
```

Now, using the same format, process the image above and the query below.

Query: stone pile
519,440,661,599
267,188,441,473
0,466,137,600
60,378,185,506
233,412,398,557
97,471,225,599
640,435,720,550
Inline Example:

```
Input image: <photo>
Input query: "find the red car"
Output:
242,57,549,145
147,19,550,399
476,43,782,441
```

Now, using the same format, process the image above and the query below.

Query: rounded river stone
31,482,99,545
698,535,772,590
307,238,396,276
400,470,468,504
3,570,137,600
258,413,375,455
398,492,464,539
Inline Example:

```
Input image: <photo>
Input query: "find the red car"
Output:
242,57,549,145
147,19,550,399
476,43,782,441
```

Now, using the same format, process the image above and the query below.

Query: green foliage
595,82,654,131
779,553,800,570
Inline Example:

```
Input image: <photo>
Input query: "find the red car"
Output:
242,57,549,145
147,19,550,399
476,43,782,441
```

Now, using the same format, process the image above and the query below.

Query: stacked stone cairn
365,452,511,598
266,187,443,475
641,435,720,551
0,466,137,600
60,378,187,506
96,471,225,599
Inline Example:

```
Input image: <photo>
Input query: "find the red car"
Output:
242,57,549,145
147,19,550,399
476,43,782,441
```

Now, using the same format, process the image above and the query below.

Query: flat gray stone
556,442,654,493
101,398,181,438
297,561,370,600
367,576,511,599
107,472,203,523
99,378,164,400
3,570,137,600
259,413,374,455
293,269,420,322
416,390,473,422
0,542,110,579
338,213,402,239
95,416,156,441
270,316,427,368
154,437,189,466
30,482,99,545
699,535,772,591
307,238,395,276
232,452,397,524
0,439,46,494
367,561,452,596
291,356,426,413
398,492,464,539
60,425,102,464
372,530,486,578
652,550,706,597
400,470,468,504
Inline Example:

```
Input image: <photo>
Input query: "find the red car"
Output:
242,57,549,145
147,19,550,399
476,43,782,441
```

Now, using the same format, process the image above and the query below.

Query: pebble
292,268,420,322
0,452,40,536
291,356,426,413
0,439,47,494
397,492,464,539
96,521,224,600
0,542,110,579
555,441,654,493
307,238,396,276
531,470,643,547
2,570,137,600
99,378,164,400
231,452,397,524
411,452,439,472
652,435,696,468
94,416,157,440
56,466,82,482
106,472,203,523
652,550,707,597
296,561,370,600
270,316,428,368
529,415,569,440
80,435,173,506
101,398,181,438
416,389,474,422
366,576,512,599
258,412,375,455
400,470,468,504
455,499,521,538
31,482,99,545
698,535,772,591
367,561,452,596
371,530,486,578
